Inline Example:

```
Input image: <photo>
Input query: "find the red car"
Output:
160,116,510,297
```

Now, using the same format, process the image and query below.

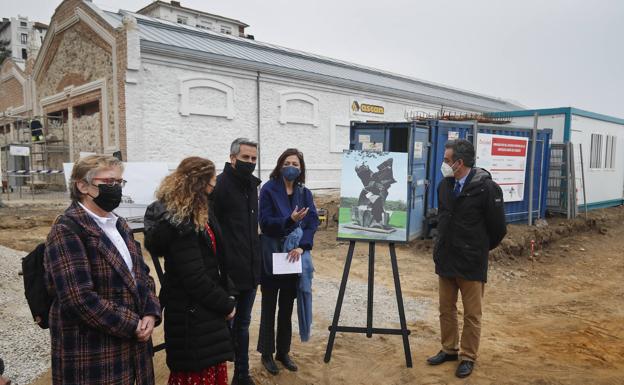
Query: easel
324,241,413,368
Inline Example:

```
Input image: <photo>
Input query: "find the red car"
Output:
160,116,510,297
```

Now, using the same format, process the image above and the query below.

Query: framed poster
337,150,409,242
476,133,529,202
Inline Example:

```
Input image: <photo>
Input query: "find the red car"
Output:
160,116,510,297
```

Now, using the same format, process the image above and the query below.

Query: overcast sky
5,0,623,117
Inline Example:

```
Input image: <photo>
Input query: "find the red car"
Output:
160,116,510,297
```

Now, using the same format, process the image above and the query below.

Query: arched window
278,90,319,127
179,76,235,119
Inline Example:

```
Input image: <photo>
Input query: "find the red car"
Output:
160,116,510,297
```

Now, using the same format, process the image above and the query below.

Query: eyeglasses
91,178,127,188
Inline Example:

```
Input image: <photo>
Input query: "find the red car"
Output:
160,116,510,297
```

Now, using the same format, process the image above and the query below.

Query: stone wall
72,111,101,159
35,0,121,156
0,77,24,111
0,60,26,111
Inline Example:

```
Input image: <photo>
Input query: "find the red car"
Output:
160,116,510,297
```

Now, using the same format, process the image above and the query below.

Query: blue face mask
281,166,301,181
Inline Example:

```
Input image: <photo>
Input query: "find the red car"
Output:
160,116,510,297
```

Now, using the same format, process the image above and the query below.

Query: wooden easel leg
324,241,356,363
389,243,413,368
366,242,375,338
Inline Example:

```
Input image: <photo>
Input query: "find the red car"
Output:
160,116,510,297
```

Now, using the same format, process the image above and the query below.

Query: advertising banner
476,133,529,202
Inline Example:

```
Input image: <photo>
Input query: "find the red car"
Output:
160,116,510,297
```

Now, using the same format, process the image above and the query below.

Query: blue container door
427,121,472,212
408,126,429,240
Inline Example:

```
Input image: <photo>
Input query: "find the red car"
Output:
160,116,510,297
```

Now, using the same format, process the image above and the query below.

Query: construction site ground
1,198,622,385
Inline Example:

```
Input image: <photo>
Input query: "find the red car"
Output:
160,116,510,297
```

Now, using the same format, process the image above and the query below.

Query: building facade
1,0,524,189
136,1,248,37
0,16,48,61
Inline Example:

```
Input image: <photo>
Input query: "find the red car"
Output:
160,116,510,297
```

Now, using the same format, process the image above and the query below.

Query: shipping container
350,120,552,238
421,120,552,224
488,108,624,210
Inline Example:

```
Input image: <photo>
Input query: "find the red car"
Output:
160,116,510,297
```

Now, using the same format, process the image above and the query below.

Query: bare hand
136,315,156,342
288,247,303,263
290,206,309,222
226,307,236,321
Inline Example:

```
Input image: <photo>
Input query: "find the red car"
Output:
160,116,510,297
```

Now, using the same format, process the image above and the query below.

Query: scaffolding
0,113,70,200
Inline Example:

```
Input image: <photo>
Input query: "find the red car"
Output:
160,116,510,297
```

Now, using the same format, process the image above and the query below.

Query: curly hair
155,156,215,230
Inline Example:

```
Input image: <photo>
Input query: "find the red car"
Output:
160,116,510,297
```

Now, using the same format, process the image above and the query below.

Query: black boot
231,372,256,385
261,354,279,375
426,350,459,365
455,360,474,378
276,353,298,372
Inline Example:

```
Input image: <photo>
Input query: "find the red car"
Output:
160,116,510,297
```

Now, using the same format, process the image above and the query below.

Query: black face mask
91,184,122,212
235,160,256,176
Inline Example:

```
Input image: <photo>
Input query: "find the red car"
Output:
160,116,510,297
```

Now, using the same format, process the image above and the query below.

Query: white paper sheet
272,253,302,275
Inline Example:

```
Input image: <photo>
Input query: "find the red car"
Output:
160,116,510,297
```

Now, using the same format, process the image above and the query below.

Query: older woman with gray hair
44,154,161,385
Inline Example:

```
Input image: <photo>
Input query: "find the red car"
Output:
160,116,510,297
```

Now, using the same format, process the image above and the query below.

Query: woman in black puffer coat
144,157,236,385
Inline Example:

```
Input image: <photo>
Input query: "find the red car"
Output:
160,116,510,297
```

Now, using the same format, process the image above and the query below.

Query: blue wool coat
44,202,161,385
258,178,318,287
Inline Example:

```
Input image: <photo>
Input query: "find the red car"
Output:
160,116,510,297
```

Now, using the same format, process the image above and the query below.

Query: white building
490,108,624,209
118,9,523,188
0,16,48,62
16,0,523,190
136,1,249,37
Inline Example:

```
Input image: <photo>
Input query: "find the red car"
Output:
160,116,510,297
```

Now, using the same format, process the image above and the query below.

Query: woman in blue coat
257,148,318,375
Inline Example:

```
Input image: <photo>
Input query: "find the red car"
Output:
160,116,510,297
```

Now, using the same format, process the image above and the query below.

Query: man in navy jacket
213,138,261,385
427,139,506,378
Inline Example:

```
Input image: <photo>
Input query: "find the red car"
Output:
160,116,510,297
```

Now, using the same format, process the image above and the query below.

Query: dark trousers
231,288,257,377
257,284,297,356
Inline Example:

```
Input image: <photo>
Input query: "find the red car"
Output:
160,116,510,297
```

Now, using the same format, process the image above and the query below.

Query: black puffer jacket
213,163,262,291
144,201,236,372
434,168,507,282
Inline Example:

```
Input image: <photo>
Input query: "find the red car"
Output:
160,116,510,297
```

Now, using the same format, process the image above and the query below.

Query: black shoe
261,354,279,375
426,350,459,365
276,353,298,372
231,374,256,385
455,360,474,378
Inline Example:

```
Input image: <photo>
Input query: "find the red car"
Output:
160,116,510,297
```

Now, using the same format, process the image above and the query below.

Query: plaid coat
44,202,161,385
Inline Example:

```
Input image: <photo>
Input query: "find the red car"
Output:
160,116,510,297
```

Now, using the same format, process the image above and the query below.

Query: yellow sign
352,100,384,115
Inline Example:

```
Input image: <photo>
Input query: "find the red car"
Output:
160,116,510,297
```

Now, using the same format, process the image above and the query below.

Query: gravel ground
311,276,431,330
0,245,50,385
0,239,428,385
251,274,432,339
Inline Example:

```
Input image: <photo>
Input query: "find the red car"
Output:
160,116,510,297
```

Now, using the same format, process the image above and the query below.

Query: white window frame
329,118,351,153
199,18,213,30
604,135,617,169
278,90,320,127
589,133,603,169
20,33,28,44
177,15,188,25
220,25,232,34
178,76,235,119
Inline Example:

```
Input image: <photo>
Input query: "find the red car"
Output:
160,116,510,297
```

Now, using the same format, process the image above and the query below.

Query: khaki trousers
438,276,484,362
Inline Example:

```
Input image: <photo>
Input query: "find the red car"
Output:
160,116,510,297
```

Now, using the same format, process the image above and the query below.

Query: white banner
476,133,529,203
9,145,30,156
63,162,170,205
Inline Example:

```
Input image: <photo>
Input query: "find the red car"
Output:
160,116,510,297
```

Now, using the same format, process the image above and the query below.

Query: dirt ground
2,200,623,385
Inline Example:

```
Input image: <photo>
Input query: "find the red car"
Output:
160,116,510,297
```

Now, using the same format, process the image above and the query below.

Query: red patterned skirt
168,363,228,385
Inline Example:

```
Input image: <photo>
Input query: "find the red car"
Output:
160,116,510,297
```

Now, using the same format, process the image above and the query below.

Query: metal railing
546,142,577,219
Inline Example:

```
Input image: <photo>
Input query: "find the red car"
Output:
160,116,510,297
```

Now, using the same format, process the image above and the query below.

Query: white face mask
441,162,456,178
